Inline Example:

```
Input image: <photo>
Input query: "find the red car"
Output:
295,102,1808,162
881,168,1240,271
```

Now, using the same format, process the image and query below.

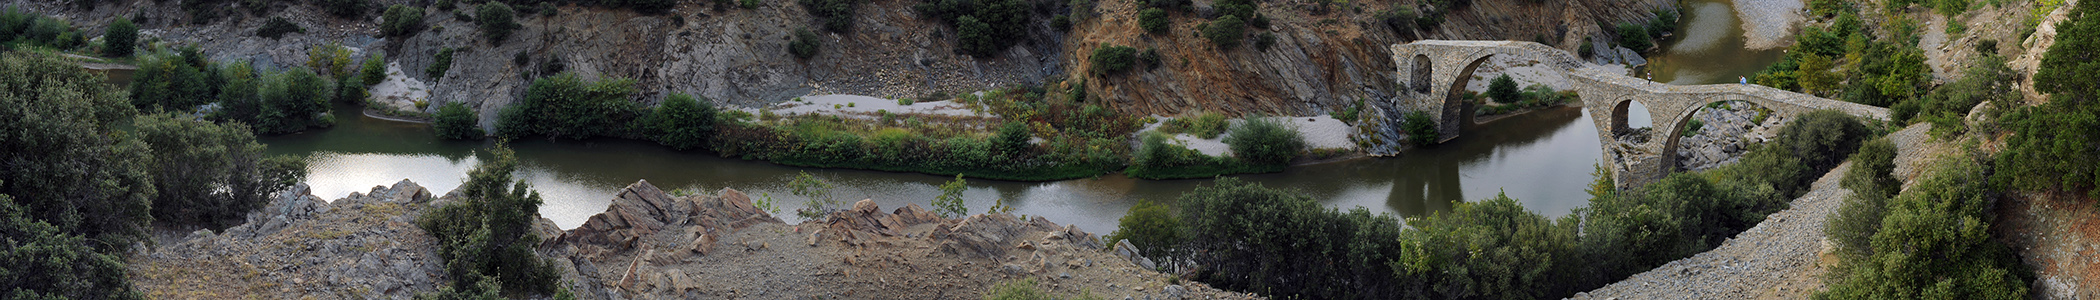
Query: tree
1088,44,1137,76
495,72,638,139
360,53,388,87
800,0,859,32
641,93,717,150
1179,178,1406,298
433,102,485,140
1105,198,1184,269
0,52,154,250
931,175,968,218
103,17,135,57
789,28,820,60
133,113,305,229
1204,15,1246,49
1225,116,1304,166
789,171,835,219
477,2,518,45
381,5,425,37
129,54,210,111
1487,74,1520,103
1616,22,1652,51
417,144,562,296
1395,193,1580,299
322,0,369,17
0,194,145,300
1139,8,1169,34
955,15,996,57
1999,0,2100,200
994,121,1030,155
212,61,264,126
1797,54,1839,96
258,67,335,134
1402,111,1438,146
307,42,354,79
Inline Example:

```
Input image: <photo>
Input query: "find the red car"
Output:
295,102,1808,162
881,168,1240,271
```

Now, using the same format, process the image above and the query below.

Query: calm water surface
262,105,1603,233
1645,0,1787,84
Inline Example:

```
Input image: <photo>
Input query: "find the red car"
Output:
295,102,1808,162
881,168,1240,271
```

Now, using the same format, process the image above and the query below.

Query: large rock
931,213,1061,259
567,180,781,249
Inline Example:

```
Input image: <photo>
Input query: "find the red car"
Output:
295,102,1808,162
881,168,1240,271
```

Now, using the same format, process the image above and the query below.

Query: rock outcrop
128,180,446,300
1675,101,1786,171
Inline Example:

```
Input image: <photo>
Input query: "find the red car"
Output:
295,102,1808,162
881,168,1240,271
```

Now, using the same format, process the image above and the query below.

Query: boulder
567,181,783,250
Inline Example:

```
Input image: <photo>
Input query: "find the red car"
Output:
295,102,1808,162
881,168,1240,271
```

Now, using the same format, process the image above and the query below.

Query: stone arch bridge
1378,40,1889,188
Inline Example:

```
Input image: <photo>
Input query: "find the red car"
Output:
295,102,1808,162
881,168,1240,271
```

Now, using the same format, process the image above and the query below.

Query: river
261,0,1771,234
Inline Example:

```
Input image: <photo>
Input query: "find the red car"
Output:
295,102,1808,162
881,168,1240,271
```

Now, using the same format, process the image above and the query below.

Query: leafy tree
1204,15,1246,49
932,175,968,218
495,72,639,139
1225,116,1303,166
995,121,1030,155
307,42,354,79
1139,8,1169,34
1394,193,1580,299
1180,178,1406,298
1616,22,1652,51
789,171,835,219
800,0,860,32
1770,110,1869,180
1104,199,1184,270
1486,74,1520,103
1818,157,2030,300
789,28,821,60
212,61,264,126
433,102,486,140
955,15,996,56
381,5,426,37
417,145,563,296
1088,44,1137,76
640,93,717,150
360,53,388,88
103,17,135,57
0,52,154,250
129,54,211,111
1999,0,2100,200
477,2,519,45
1827,137,1896,261
321,0,369,17
0,194,145,300
336,70,367,104
1796,54,1839,96
258,67,335,134
1402,111,1438,146
134,114,305,229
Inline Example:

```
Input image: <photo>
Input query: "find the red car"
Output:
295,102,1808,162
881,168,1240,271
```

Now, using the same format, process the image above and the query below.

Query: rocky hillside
128,180,452,299
14,0,1673,128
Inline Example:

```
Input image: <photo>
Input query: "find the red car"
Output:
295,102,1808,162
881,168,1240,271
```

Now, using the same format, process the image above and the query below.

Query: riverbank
1734,0,1804,49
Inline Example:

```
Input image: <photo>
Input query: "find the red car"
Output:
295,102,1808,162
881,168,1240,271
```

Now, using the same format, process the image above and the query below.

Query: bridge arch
1409,54,1432,94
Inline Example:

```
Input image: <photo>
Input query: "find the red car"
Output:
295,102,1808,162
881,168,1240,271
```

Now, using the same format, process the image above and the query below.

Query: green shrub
789,28,821,59
1180,178,1405,298
321,0,369,17
307,42,354,79
995,121,1030,154
1647,9,1678,36
1224,116,1303,166
1395,193,1580,299
1402,111,1438,146
256,16,304,39
0,52,155,250
134,113,306,229
335,71,367,104
212,61,264,126
417,145,564,296
1769,110,1869,179
917,0,1029,57
1157,111,1228,139
129,54,212,111
984,279,1101,300
1138,48,1162,70
790,171,836,219
1680,119,1703,137
103,17,135,57
1139,8,1169,34
496,72,639,139
360,54,388,87
1051,14,1071,31
258,67,336,134
476,2,518,45
1254,32,1277,51
1826,138,1896,261
800,0,860,32
1487,74,1520,103
932,175,968,218
0,195,145,300
1105,198,1184,270
1999,0,2100,200
640,93,717,150
1088,44,1138,76
1616,22,1651,51
434,102,485,140
1203,15,1246,49
381,5,425,37
427,47,456,81
1817,156,2031,300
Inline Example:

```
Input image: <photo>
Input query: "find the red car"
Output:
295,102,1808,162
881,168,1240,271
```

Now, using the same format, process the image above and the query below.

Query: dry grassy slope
1064,0,1673,118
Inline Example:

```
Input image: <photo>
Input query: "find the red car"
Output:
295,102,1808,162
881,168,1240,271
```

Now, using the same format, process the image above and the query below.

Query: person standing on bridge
1741,76,1748,85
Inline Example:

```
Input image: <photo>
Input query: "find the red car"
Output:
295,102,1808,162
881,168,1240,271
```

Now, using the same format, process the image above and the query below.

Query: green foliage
1129,131,1232,179
801,0,861,32
1156,111,1228,139
335,70,367,104
1402,111,1438,146
1906,55,2017,136
360,53,388,88
789,28,821,60
1818,156,2031,300
307,42,354,79
1254,32,1277,51
917,0,1030,57
0,194,145,300
1615,22,1651,51
434,102,485,140
1680,119,1704,137
983,279,1100,300
1394,193,1580,299
1204,15,1246,49
211,61,264,126
103,17,135,57
1827,138,1896,261
321,0,369,17
790,171,836,219
496,72,639,139
130,54,213,111
1378,7,1416,35
932,175,968,218
381,5,426,37
417,145,563,296
0,51,153,251
1486,74,1519,103
1224,116,1303,166
256,16,304,39
1331,98,1365,123
1088,44,1137,76
716,88,1134,181
134,114,305,229
258,67,336,134
995,121,1030,154
427,47,456,81
1648,9,1678,36
1998,0,2100,200
1180,178,1406,298
1771,110,1870,179
640,93,717,150
1139,8,1170,34
476,2,518,45
1105,199,1184,269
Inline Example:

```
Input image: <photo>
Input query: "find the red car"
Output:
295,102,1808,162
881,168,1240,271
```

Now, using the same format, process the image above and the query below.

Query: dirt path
1921,14,1957,82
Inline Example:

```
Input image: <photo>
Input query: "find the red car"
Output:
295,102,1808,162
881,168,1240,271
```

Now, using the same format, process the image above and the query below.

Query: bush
1180,178,1405,298
434,102,485,140
1616,22,1651,51
360,54,388,87
1394,193,1580,299
932,175,968,218
1770,110,1869,179
335,70,367,104
1254,32,1277,51
103,17,135,57
256,16,304,39
134,113,306,229
1818,156,2031,299
800,0,860,32
321,0,368,17
427,47,456,81
258,67,336,134
381,5,425,37
1139,8,1169,34
995,121,1030,154
1204,15,1246,49
130,54,212,111
476,2,518,45
307,42,354,79
1089,44,1137,76
1402,111,1438,146
1105,199,1184,270
0,52,155,250
1224,116,1303,166
918,0,1029,57
497,72,639,139
212,61,264,126
789,28,820,60
1826,137,1896,261
1998,0,2100,200
1647,9,1678,36
1138,48,1162,70
0,196,144,300
640,93,717,150
1486,74,1519,103
418,145,563,296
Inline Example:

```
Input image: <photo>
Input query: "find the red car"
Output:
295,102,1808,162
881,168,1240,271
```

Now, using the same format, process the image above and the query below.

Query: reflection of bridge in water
1377,40,1889,188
